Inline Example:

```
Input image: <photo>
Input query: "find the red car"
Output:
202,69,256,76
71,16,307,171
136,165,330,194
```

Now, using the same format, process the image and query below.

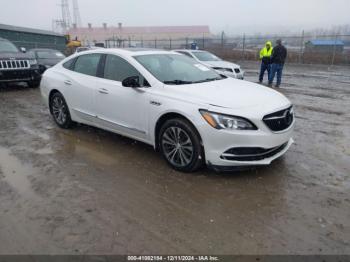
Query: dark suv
0,37,41,88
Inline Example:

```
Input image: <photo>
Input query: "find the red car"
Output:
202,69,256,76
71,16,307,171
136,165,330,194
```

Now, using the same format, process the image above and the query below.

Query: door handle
98,88,109,94
64,80,72,85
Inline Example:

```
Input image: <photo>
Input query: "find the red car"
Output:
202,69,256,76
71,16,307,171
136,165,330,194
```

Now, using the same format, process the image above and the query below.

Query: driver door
94,54,149,140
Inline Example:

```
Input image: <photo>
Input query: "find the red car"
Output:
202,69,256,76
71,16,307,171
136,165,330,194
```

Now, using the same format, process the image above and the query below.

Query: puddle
35,147,54,155
21,126,50,141
0,146,39,200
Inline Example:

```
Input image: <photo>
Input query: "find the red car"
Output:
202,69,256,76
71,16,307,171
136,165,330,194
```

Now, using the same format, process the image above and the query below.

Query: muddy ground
0,62,349,255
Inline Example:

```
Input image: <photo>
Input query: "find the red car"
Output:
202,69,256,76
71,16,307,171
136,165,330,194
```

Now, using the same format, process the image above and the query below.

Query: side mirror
20,47,26,53
122,76,141,88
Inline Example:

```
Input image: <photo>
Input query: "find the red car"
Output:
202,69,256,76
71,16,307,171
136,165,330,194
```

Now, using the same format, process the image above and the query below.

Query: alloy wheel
161,126,194,167
52,96,67,125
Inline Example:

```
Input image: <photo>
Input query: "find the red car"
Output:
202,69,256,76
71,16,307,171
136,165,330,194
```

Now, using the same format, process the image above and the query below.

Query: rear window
73,54,102,77
62,58,75,70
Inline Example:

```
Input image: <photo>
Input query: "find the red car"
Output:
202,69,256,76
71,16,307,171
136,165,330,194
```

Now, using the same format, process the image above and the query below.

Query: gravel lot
0,61,349,255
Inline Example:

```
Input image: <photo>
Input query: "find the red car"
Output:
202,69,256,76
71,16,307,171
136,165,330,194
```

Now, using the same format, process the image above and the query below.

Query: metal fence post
128,36,131,47
242,34,246,61
221,31,224,49
202,34,205,49
169,37,172,50
299,30,304,64
330,33,338,68
155,38,157,49
186,37,188,49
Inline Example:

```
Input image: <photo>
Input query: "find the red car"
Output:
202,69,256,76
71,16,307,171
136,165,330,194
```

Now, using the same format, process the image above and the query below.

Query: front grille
234,68,240,73
263,106,294,132
221,142,288,161
0,60,30,70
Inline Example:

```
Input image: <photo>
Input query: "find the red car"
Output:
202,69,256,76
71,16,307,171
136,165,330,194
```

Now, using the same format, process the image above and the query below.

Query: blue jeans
269,63,284,86
259,62,271,82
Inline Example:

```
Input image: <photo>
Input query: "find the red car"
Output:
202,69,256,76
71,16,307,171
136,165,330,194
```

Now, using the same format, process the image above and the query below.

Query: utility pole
61,0,71,32
72,0,82,28
52,0,72,34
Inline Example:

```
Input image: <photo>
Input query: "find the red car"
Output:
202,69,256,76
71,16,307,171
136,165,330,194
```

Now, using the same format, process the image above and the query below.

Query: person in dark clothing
268,39,287,88
258,41,273,83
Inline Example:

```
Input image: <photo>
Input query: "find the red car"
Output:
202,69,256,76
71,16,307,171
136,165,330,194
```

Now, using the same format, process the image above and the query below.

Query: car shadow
56,122,287,179
0,82,31,92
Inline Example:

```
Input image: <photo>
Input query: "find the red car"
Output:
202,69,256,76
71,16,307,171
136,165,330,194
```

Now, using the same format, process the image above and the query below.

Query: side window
104,55,142,82
63,58,75,70
178,51,193,58
73,54,102,76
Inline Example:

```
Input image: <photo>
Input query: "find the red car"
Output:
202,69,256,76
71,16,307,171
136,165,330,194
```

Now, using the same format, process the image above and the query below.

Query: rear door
64,53,102,123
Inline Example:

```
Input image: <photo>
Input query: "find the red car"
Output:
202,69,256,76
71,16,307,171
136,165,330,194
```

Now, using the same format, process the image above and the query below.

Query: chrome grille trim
0,60,30,70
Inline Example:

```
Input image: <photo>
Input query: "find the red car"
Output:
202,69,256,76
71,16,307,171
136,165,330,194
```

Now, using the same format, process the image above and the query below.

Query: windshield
0,40,19,53
192,51,222,62
36,50,65,59
134,54,223,85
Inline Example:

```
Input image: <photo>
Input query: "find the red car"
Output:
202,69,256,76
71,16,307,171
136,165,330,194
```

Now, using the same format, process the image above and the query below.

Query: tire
159,118,204,173
49,92,74,129
27,80,40,88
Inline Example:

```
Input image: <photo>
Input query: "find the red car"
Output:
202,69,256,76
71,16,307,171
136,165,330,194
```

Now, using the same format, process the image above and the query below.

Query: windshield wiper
163,80,194,85
193,77,223,83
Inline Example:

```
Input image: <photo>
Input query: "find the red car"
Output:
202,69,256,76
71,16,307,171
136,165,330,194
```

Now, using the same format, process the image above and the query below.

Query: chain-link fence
105,33,350,66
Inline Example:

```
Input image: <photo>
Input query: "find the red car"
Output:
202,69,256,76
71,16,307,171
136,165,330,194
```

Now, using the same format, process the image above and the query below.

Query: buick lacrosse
40,49,294,172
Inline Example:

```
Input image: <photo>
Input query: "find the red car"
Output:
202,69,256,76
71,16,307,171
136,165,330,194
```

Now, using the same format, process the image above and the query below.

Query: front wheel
50,92,74,129
159,118,204,173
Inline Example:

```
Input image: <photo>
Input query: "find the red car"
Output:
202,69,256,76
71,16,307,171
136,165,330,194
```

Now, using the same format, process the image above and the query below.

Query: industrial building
305,39,345,53
68,23,211,45
0,23,66,52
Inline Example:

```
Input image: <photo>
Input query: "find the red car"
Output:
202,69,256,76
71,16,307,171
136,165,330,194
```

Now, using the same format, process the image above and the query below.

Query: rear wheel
50,92,74,129
159,118,204,172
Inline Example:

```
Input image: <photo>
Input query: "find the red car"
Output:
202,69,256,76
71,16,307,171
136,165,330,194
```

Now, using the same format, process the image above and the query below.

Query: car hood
202,60,240,69
163,78,290,112
0,52,34,60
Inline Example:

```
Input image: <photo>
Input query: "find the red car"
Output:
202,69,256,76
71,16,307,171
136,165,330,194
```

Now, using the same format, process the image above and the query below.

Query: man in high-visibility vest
259,41,273,83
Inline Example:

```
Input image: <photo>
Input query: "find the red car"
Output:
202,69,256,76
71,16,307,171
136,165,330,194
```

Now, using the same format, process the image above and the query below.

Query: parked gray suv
0,37,41,87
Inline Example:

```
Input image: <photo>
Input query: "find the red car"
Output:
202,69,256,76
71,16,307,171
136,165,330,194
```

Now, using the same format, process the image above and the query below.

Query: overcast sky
0,0,349,35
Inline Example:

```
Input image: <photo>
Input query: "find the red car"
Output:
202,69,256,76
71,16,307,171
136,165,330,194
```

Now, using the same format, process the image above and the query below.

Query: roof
0,23,63,37
173,49,207,53
79,48,178,57
308,40,344,46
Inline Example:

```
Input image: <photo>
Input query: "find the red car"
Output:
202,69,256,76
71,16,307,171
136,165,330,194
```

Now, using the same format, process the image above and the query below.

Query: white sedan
173,49,244,79
40,49,294,172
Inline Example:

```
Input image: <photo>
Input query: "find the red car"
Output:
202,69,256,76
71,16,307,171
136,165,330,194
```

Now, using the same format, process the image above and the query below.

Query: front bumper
0,68,41,83
208,138,294,171
198,120,294,168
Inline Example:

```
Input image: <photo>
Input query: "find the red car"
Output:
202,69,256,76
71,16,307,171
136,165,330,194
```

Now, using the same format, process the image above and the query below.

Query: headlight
199,110,257,130
29,59,37,65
